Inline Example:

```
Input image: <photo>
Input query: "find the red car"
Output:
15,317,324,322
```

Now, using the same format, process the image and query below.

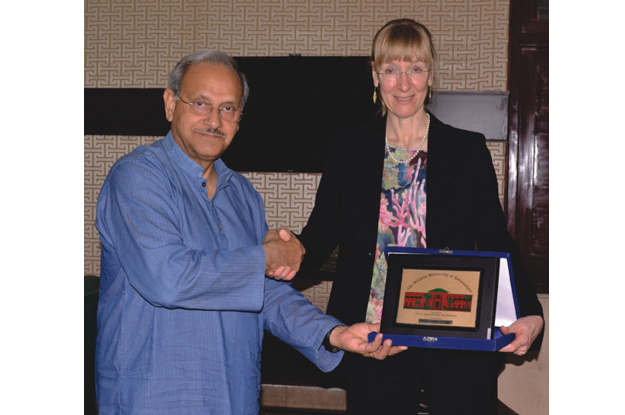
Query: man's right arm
97,158,266,312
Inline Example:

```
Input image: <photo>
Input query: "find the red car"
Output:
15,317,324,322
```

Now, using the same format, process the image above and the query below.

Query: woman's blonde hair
370,19,436,113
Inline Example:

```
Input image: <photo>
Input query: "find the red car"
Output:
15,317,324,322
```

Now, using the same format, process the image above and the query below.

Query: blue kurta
95,132,343,415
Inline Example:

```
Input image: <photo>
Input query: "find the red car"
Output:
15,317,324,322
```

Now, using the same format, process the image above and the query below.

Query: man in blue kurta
95,51,403,415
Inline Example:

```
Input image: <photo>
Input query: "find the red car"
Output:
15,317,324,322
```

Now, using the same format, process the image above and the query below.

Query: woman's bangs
376,38,432,67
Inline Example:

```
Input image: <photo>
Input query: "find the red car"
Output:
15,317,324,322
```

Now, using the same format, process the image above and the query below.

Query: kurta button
202,182,206,187
218,226,222,231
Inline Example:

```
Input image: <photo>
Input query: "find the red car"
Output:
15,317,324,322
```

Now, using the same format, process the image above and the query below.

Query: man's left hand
499,315,544,356
329,323,408,360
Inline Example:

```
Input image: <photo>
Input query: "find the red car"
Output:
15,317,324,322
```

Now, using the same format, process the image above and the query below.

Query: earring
373,88,377,104
428,87,432,104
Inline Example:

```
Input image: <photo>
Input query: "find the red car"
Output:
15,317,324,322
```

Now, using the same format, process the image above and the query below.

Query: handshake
262,228,304,281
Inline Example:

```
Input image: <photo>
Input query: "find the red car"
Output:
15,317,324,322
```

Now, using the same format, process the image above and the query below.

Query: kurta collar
163,131,234,186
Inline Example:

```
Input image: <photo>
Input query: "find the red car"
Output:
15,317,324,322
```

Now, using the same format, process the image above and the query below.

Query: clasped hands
263,227,304,281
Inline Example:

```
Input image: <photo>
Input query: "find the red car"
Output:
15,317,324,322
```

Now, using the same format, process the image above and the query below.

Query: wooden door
507,0,549,294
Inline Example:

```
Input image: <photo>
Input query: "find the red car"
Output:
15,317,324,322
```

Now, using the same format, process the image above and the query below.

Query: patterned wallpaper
84,0,511,310
85,0,509,91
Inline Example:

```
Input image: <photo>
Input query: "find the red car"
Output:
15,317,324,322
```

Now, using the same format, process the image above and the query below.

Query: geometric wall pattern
85,0,510,91
84,135,506,310
84,135,161,276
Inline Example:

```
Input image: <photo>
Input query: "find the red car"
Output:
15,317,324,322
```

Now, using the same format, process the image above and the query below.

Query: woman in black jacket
294,19,544,415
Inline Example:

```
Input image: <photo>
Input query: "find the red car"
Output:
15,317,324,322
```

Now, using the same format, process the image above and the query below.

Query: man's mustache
194,127,225,136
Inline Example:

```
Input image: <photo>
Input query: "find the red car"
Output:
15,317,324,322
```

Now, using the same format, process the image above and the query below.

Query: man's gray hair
168,51,250,108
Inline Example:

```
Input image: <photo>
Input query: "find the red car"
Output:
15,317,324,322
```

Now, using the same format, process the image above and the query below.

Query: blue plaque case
367,247,520,351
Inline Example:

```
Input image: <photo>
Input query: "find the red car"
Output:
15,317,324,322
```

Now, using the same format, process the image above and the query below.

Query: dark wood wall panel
508,0,549,294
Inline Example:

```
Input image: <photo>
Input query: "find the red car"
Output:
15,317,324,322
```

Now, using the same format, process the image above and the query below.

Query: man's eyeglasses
376,65,430,82
178,97,243,123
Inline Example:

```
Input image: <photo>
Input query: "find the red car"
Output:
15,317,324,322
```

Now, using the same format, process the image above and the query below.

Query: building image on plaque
403,289,473,312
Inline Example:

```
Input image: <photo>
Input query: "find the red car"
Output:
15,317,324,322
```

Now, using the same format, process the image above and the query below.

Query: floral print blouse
365,146,427,324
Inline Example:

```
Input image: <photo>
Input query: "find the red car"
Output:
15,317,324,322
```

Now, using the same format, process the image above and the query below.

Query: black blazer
299,113,543,346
